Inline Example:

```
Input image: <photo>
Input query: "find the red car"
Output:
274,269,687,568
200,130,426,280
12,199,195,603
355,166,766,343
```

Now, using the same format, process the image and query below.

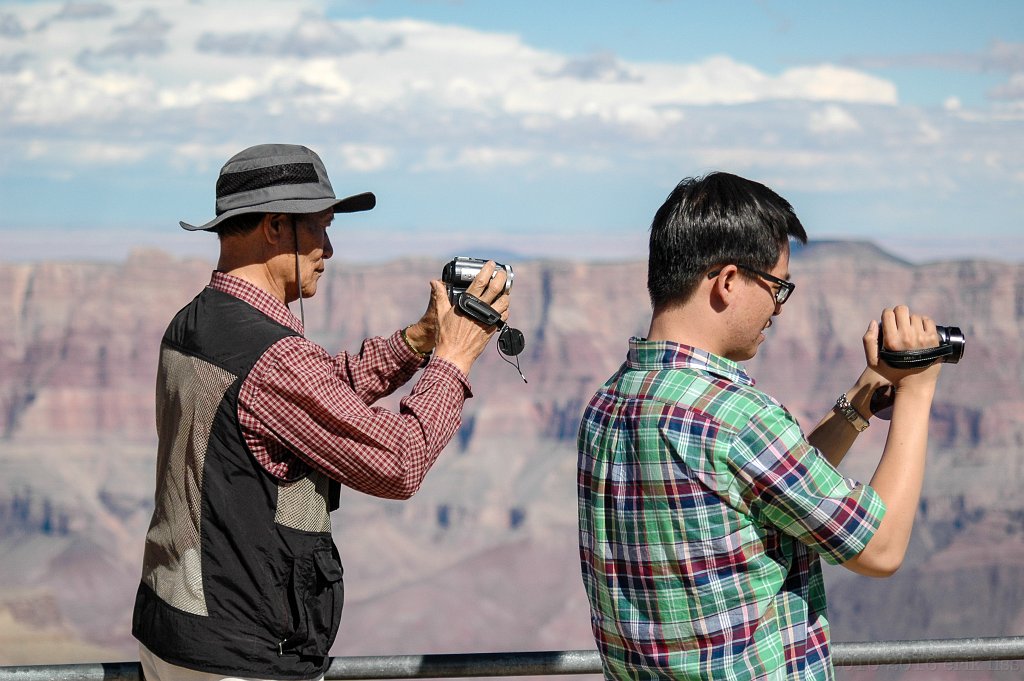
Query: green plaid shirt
578,339,885,680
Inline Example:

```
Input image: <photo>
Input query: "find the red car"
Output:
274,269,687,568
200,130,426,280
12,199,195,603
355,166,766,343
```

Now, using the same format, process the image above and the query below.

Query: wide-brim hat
180,143,375,231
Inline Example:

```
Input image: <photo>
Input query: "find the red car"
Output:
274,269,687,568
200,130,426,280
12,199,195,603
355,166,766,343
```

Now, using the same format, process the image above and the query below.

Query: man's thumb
864,319,880,363
431,280,451,314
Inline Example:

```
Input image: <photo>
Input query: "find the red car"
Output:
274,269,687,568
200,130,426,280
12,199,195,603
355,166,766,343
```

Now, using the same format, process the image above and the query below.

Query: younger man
577,172,941,679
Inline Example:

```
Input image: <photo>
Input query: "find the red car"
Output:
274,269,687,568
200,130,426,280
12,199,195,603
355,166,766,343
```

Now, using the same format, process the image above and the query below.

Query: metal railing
3,637,1024,680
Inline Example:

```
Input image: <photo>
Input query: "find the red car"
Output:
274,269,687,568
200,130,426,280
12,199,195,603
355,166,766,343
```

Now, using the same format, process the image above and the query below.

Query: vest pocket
279,546,345,658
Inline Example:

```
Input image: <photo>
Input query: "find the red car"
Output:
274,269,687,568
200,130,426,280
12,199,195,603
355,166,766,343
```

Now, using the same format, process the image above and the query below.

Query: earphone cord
292,221,305,331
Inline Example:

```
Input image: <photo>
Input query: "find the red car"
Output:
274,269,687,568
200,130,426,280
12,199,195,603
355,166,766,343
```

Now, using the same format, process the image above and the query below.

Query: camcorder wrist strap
878,324,965,369
878,343,954,369
455,293,528,383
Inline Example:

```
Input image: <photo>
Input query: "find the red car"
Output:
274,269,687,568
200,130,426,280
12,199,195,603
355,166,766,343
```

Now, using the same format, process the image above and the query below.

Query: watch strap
835,393,869,432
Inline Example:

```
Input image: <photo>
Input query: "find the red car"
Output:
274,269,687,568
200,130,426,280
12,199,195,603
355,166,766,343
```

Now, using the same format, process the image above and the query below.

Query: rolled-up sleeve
729,403,886,565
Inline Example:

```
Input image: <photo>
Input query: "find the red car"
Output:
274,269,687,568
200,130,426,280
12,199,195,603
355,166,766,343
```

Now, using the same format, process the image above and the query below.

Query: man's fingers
863,320,880,364
431,280,452,316
462,261,511,305
480,267,508,303
921,316,938,345
880,308,897,350
485,291,510,315
880,306,941,352
465,260,498,297
893,304,911,330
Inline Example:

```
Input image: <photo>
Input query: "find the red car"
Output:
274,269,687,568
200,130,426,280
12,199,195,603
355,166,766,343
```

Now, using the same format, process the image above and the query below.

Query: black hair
214,212,266,239
215,212,321,245
646,171,808,309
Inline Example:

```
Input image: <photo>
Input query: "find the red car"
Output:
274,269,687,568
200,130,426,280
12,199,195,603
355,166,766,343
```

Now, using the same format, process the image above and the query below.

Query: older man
132,144,510,680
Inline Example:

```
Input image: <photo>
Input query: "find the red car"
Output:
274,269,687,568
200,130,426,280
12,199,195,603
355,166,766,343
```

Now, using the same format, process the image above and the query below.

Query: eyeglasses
707,264,795,305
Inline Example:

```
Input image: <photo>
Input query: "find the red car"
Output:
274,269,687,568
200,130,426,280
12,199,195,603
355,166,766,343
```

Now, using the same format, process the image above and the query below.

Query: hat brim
180,191,376,232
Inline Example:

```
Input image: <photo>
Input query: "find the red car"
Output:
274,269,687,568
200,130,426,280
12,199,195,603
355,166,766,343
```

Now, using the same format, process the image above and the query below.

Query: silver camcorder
441,256,514,304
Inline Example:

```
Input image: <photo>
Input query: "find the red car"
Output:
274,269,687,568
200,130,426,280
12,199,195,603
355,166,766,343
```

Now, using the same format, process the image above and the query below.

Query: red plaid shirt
209,271,472,499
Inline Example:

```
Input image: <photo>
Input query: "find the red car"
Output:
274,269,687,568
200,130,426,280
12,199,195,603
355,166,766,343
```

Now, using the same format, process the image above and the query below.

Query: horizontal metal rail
3,637,1024,680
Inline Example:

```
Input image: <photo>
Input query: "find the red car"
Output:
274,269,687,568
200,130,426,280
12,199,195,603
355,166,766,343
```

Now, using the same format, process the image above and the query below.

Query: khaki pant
139,644,324,681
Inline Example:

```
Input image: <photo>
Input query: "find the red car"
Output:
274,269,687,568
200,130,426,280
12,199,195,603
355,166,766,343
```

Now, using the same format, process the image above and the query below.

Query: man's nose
323,232,334,259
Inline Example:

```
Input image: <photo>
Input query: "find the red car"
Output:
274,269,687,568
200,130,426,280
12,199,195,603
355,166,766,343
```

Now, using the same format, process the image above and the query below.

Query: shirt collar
208,271,304,335
626,336,754,386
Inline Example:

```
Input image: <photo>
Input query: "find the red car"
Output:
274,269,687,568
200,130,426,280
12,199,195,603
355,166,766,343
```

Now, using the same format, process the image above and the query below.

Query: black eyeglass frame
707,264,795,305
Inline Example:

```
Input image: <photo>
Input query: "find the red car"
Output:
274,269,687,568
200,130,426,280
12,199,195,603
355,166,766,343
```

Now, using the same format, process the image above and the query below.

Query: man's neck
217,262,287,302
646,304,726,357
216,237,293,306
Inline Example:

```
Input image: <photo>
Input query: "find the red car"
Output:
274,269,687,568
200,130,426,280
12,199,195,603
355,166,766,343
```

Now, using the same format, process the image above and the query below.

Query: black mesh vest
133,287,343,680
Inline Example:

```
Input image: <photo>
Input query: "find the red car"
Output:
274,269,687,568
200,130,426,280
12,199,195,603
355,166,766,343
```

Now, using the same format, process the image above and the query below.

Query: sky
1,0,1022,263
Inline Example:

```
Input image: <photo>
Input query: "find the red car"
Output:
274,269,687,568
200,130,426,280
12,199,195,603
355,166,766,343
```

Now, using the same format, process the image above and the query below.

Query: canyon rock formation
1,244,1022,678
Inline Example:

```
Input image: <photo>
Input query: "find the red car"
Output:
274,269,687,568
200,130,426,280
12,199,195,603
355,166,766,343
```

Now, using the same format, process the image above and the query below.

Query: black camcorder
872,325,965,419
878,325,966,369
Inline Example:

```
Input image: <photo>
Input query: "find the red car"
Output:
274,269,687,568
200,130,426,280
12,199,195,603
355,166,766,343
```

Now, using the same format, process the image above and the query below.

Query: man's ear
709,264,741,308
261,213,291,246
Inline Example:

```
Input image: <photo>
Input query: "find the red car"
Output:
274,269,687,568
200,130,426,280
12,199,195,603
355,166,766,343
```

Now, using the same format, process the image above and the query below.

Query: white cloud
171,142,244,172
0,1,901,158
412,146,537,172
541,51,643,84
0,0,1019,210
4,61,156,125
69,141,149,164
49,2,115,23
776,64,896,103
455,147,536,168
808,105,862,135
915,120,943,145
339,144,394,172
693,146,866,172
990,73,1024,101
0,12,28,38
988,40,1024,71
4,137,148,169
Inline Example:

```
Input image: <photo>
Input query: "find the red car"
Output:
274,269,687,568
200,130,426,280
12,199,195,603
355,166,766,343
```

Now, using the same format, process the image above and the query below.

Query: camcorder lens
937,325,966,364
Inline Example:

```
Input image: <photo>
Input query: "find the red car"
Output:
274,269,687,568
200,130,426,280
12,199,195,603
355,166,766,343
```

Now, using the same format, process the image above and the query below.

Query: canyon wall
1,244,1022,678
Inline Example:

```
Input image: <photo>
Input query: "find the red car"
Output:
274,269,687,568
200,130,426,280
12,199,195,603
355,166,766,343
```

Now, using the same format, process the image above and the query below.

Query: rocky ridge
1,245,1022,676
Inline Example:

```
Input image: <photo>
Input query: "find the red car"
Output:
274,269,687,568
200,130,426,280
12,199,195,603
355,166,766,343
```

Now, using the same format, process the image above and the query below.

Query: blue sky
2,0,1022,262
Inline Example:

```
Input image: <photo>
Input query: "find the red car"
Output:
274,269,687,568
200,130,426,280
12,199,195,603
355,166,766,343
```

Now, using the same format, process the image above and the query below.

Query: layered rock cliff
0,244,1022,676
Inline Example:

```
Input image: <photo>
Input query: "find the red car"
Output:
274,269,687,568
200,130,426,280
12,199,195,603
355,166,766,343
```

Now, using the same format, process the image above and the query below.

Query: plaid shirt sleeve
728,401,886,565
240,330,472,499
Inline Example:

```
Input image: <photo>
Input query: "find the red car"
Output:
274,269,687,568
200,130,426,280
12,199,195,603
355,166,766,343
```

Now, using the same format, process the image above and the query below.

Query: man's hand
811,305,943,467
404,283,443,356
866,305,943,393
432,260,511,376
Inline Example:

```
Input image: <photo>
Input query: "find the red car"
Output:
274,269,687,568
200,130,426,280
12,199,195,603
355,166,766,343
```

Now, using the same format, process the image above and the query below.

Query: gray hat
180,143,376,231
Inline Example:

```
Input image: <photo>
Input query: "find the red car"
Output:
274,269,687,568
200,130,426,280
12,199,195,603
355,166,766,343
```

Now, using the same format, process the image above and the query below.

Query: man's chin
301,270,324,297
727,341,761,362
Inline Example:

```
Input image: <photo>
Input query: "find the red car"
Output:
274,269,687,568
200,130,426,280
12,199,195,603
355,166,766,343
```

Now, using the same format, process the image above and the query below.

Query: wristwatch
834,393,869,432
